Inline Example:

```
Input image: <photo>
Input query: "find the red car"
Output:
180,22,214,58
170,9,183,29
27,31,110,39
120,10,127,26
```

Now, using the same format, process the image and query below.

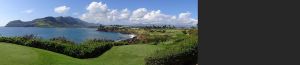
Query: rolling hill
5,16,97,27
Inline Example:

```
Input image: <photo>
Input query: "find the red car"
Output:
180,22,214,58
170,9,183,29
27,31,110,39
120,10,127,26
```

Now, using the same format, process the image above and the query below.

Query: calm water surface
0,27,132,43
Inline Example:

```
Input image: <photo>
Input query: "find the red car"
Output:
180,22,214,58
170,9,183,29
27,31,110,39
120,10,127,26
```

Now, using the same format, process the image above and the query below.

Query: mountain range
5,16,97,27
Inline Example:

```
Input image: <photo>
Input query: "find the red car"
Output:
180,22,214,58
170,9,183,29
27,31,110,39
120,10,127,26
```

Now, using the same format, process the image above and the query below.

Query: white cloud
119,8,130,20
25,10,33,14
81,2,109,23
178,12,194,23
23,9,34,14
54,6,70,14
86,2,108,13
80,2,198,26
73,12,79,15
130,8,148,22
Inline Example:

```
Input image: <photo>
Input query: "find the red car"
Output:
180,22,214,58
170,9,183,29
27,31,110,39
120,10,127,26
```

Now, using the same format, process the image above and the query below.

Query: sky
0,0,198,26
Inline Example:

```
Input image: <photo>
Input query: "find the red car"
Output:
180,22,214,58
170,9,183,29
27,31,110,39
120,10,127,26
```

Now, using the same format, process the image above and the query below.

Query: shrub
50,36,75,45
182,30,188,34
145,31,198,65
0,37,14,43
86,39,114,42
22,34,37,40
161,30,166,33
0,35,128,59
15,37,29,45
145,47,198,65
147,35,169,45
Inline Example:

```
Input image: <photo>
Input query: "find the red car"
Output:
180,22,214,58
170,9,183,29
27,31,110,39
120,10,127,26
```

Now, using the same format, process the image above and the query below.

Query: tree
191,26,197,29
182,30,187,34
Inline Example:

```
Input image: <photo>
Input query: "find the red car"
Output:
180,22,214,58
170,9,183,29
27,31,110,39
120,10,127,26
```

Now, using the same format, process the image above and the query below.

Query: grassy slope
0,29,187,65
85,44,163,65
0,43,162,65
0,43,85,65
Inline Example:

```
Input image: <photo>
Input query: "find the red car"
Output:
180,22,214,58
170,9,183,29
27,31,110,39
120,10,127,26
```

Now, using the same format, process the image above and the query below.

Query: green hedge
0,35,129,59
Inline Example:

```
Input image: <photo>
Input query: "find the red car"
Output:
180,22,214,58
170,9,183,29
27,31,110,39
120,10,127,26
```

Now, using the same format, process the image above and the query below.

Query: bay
0,27,132,43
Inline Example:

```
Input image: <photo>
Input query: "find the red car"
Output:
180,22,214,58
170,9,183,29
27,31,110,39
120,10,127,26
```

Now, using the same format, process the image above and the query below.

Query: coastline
128,34,136,38
115,33,136,42
96,29,138,42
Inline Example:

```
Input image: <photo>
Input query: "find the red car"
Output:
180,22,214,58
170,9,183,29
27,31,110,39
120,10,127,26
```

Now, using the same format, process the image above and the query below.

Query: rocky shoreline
97,29,138,43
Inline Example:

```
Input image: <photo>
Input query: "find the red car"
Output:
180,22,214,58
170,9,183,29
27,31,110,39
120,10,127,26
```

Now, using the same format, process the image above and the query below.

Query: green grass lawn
0,29,195,65
0,43,162,65
85,44,163,65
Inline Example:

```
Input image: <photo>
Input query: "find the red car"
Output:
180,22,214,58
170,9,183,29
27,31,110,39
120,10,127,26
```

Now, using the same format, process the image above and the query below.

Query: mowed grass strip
85,44,163,65
0,43,162,65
